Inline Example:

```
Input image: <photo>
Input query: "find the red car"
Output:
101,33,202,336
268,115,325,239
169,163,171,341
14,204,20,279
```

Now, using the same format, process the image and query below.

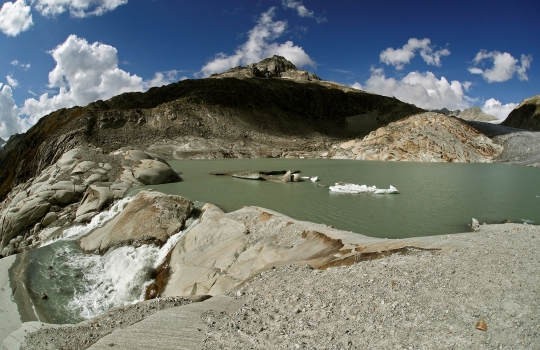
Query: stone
502,94,540,131
131,159,181,185
42,212,59,227
71,161,97,174
76,186,113,218
124,149,153,162
79,191,193,252
50,190,76,205
110,182,131,199
84,173,104,185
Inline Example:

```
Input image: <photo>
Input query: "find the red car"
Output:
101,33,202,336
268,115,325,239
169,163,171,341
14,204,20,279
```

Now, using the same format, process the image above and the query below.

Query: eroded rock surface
340,113,503,162
457,106,499,122
162,204,442,298
0,148,182,257
79,191,193,253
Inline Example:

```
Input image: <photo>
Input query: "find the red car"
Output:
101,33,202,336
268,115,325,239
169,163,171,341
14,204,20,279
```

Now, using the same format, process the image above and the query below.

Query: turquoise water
132,159,540,239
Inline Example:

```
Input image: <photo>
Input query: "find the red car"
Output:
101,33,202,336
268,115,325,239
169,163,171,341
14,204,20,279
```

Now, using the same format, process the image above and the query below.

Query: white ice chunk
329,183,398,194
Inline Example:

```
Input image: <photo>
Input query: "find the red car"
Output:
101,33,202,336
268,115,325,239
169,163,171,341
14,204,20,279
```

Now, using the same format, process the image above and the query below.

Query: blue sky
0,0,538,139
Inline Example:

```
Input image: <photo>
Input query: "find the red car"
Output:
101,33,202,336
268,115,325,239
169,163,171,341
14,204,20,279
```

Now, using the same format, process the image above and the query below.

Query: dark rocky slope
502,94,540,130
0,57,422,201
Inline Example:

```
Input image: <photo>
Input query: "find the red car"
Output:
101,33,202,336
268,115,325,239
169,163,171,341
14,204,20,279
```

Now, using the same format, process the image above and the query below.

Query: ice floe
329,183,398,194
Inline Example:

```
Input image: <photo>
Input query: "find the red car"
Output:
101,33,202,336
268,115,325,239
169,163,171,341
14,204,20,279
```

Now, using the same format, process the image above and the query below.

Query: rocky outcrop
210,55,321,81
339,113,503,162
161,204,441,297
457,106,499,122
502,94,540,131
430,108,461,117
79,191,193,253
0,147,182,257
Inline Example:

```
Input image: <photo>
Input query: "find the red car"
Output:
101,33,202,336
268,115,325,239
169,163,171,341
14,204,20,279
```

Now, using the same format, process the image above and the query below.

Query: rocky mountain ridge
431,106,498,122
210,55,321,81
502,94,540,130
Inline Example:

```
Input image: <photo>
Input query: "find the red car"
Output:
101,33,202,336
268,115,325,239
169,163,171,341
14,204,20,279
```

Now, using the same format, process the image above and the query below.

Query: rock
340,113,503,163
131,159,182,185
472,218,480,232
49,190,76,205
502,94,540,131
110,182,131,199
71,161,97,174
124,149,153,162
457,106,498,122
76,186,113,218
42,212,59,227
84,173,104,185
0,196,51,249
79,191,193,252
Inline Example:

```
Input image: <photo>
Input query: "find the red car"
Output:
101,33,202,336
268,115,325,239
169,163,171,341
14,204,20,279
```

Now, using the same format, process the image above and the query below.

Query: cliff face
340,113,503,163
502,94,540,131
0,59,422,201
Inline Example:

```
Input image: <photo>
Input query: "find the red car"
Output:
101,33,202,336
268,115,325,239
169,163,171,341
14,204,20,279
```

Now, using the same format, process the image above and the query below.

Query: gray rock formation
161,204,440,298
457,106,498,122
430,108,461,117
502,94,540,130
79,191,192,253
210,55,321,81
0,147,182,257
339,112,503,163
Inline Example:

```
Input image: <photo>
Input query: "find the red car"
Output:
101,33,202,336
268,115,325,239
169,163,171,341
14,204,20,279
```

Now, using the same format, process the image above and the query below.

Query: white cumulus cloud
0,0,33,36
380,38,450,70
34,0,128,18
6,75,18,87
197,7,315,78
469,50,533,82
282,0,325,23
481,98,517,120
0,84,28,139
11,59,30,69
21,34,144,123
144,70,187,88
357,67,471,110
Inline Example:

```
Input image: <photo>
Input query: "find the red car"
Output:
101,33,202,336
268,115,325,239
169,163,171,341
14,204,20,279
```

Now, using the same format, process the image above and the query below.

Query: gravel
202,224,540,349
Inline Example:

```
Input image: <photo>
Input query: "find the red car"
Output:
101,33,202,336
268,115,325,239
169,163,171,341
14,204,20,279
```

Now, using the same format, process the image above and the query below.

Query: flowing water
132,158,540,238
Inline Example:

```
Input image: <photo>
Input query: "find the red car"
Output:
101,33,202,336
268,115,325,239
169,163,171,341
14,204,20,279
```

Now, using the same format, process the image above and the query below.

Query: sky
0,0,538,140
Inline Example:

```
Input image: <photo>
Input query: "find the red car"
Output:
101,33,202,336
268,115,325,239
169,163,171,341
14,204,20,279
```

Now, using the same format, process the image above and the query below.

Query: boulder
49,190,76,205
75,186,113,218
0,196,51,249
71,161,97,174
79,191,193,252
131,159,181,185
41,212,58,227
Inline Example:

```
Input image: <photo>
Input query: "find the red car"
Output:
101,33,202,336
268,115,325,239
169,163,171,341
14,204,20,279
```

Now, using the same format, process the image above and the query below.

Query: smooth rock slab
79,191,193,252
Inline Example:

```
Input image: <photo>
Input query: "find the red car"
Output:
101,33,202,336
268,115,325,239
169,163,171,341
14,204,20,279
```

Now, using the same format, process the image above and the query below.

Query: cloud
358,67,471,110
469,50,533,82
351,82,362,90
11,59,30,69
144,70,186,88
380,38,450,70
481,98,517,120
21,34,143,123
0,84,28,139
197,7,314,78
34,0,128,18
282,0,325,23
0,0,33,36
6,75,18,87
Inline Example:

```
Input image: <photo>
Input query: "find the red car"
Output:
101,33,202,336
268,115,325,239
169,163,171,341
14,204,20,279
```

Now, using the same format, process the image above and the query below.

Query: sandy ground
10,222,540,349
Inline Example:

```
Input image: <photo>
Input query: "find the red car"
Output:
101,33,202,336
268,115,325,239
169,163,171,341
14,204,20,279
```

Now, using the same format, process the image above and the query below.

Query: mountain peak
210,55,321,81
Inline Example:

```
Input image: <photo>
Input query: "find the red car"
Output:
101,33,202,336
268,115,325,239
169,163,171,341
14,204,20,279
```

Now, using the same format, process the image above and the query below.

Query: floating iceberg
329,183,398,194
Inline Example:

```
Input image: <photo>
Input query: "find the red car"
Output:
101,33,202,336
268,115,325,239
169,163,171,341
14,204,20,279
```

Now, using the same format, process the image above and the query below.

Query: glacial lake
133,159,540,238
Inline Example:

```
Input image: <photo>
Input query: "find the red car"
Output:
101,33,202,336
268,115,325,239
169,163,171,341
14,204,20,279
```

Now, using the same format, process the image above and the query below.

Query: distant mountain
457,106,498,122
210,55,321,81
502,94,540,131
430,108,461,117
